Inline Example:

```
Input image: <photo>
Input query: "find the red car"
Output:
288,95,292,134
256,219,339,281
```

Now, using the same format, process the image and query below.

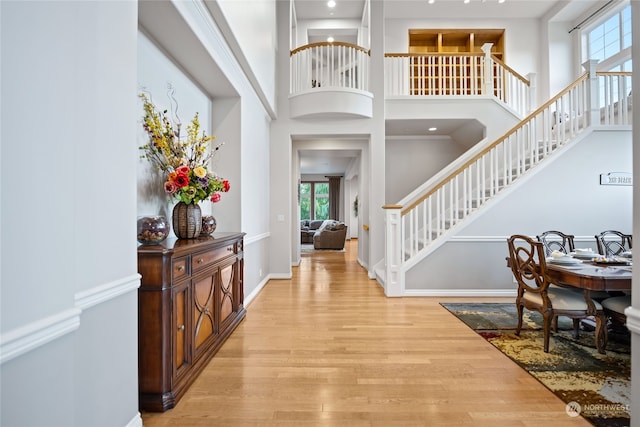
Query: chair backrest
536,230,575,256
595,230,632,257
507,235,553,298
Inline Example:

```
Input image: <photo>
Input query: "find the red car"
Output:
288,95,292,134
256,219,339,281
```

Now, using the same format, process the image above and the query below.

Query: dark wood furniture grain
594,230,632,257
545,261,631,353
536,230,575,256
506,234,597,353
137,232,246,412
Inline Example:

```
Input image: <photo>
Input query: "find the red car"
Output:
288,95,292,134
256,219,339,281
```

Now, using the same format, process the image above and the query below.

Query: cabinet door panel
193,273,216,353
172,282,190,380
219,262,235,326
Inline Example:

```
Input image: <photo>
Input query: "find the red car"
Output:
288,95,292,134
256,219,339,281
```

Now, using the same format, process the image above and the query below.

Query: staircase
377,60,632,296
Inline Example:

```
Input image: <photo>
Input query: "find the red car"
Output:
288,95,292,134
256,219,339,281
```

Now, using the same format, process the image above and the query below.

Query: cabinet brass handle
197,258,204,264
177,324,185,331
177,266,185,272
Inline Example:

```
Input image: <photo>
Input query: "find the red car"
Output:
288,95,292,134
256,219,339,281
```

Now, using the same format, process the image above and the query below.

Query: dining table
545,256,632,354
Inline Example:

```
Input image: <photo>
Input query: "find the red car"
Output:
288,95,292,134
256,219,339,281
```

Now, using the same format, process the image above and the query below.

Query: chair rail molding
0,308,81,364
0,274,140,364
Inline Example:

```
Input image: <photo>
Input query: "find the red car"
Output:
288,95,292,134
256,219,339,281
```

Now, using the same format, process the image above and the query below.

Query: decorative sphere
137,216,169,244
200,215,217,236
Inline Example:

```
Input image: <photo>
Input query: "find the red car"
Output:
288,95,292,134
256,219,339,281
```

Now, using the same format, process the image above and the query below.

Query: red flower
174,172,190,188
210,193,221,203
176,165,190,175
223,180,231,192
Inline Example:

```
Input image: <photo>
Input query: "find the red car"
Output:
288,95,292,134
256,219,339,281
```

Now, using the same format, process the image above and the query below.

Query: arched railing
290,42,371,94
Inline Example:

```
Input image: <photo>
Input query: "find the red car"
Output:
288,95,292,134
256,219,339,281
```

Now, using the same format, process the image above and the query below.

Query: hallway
141,240,591,426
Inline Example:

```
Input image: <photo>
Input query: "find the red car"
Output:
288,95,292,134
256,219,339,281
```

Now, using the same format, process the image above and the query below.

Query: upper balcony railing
384,47,533,117
290,42,371,94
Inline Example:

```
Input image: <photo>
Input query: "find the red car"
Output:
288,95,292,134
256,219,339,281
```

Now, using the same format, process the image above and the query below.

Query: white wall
1,1,140,426
385,137,464,203
214,0,277,114
137,32,214,225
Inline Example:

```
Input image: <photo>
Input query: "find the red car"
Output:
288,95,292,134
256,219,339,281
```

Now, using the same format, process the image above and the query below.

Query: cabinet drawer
192,245,235,272
172,256,189,281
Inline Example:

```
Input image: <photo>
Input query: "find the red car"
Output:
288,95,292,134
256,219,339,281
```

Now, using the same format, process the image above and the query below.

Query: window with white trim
585,3,632,72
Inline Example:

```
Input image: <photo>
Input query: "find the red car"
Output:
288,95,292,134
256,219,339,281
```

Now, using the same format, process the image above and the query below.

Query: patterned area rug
441,302,631,427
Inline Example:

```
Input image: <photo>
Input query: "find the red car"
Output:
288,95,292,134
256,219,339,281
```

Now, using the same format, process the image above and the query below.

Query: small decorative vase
172,202,202,239
200,215,217,236
137,216,169,244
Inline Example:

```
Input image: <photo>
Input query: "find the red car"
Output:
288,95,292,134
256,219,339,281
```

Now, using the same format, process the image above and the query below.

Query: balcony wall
289,42,372,118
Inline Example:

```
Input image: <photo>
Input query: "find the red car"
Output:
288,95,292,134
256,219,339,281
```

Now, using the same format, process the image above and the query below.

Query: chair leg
516,304,524,336
542,311,553,353
553,316,558,332
572,318,581,338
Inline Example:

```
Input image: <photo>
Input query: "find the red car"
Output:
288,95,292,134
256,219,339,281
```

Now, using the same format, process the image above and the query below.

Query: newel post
384,205,403,297
583,59,600,126
481,43,494,96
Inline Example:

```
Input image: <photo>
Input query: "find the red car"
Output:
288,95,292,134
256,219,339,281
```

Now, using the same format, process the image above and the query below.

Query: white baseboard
126,412,143,427
244,276,270,307
403,289,518,297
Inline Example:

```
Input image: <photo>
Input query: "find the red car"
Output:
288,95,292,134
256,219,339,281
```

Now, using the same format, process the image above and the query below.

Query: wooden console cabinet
137,232,246,412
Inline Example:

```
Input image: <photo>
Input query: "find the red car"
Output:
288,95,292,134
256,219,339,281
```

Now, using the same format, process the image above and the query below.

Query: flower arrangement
139,92,230,205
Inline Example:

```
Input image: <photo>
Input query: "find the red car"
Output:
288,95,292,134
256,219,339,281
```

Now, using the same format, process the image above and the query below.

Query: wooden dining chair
507,234,602,352
601,295,631,332
536,230,575,256
595,230,632,257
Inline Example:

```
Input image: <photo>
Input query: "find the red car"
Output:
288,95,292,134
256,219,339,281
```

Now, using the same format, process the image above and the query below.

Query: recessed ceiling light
327,0,336,8
498,0,506,3
428,0,435,3
327,36,335,43
464,0,470,3
428,127,437,132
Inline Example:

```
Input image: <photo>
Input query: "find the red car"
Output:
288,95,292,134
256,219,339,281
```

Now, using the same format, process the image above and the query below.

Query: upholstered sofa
300,220,324,244
312,220,348,250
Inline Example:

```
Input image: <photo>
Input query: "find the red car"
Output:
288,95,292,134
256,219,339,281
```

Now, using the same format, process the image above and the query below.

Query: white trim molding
404,289,518,297
75,274,141,311
0,308,81,364
1,274,141,365
624,305,640,335
244,276,270,307
244,232,270,246
126,412,143,427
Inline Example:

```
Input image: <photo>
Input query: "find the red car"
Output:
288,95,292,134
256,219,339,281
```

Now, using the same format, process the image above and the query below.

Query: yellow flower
193,166,207,178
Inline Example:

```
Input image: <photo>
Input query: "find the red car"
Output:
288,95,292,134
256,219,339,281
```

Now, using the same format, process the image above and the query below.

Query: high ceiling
294,0,602,21
294,0,605,175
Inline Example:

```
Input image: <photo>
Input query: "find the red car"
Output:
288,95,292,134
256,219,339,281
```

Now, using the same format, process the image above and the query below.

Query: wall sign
599,172,632,186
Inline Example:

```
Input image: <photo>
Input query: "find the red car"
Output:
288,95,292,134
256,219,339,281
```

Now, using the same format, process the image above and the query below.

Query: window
585,4,632,71
299,182,329,220
584,4,632,108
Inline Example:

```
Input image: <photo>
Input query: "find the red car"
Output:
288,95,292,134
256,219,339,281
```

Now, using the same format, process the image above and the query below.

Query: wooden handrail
596,71,632,77
401,72,590,215
384,52,484,58
291,42,370,56
491,55,530,86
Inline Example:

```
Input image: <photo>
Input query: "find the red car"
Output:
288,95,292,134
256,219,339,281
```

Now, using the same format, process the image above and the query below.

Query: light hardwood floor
141,239,591,426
